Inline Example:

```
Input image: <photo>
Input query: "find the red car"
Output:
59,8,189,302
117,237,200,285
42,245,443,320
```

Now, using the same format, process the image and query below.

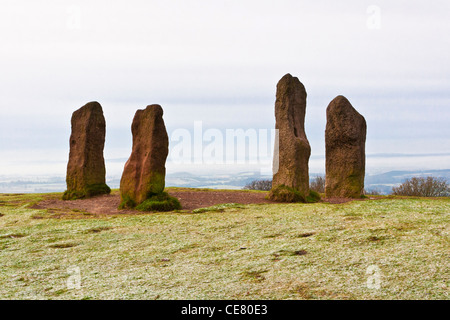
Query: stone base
62,183,111,200
268,185,321,203
119,191,181,212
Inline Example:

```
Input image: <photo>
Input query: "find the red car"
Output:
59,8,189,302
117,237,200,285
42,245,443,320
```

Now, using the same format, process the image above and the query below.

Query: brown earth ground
28,188,361,217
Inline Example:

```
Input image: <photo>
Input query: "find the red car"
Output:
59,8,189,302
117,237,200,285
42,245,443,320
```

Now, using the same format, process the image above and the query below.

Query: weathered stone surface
269,74,311,202
119,104,169,207
63,101,110,200
325,95,367,198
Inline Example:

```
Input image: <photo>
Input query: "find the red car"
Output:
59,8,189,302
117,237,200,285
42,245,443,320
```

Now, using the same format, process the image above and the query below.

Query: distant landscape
3,151,449,195
2,168,449,195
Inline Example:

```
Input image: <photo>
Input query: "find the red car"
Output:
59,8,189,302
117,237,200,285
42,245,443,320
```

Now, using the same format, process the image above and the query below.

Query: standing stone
268,74,312,202
63,101,110,200
325,95,367,198
119,105,169,207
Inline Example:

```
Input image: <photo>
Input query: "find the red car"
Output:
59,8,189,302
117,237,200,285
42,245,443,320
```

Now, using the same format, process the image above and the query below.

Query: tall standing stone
119,104,169,207
325,95,366,198
268,74,312,202
63,101,110,200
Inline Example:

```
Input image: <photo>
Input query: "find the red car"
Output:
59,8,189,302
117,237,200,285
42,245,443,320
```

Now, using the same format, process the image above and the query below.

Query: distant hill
1,169,449,194
364,169,450,194
167,169,450,194
166,171,268,190
168,169,450,194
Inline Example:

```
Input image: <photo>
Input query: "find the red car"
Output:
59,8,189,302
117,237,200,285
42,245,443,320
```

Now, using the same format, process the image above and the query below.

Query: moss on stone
268,185,306,203
62,190,85,200
325,172,364,198
85,183,111,197
135,192,181,212
145,172,166,196
118,194,137,209
62,183,111,200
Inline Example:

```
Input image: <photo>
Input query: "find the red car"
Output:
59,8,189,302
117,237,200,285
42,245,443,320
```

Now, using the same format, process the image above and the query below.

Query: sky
0,0,449,177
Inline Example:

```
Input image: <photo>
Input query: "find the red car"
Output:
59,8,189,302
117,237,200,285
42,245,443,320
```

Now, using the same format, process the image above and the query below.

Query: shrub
243,180,272,191
306,190,321,203
310,176,325,193
135,192,182,212
392,176,449,197
364,188,381,196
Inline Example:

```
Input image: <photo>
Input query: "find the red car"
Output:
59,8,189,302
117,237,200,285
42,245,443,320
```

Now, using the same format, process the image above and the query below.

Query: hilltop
0,190,448,299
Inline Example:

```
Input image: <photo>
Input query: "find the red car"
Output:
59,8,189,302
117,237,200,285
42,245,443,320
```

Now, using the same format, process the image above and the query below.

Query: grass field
0,190,448,300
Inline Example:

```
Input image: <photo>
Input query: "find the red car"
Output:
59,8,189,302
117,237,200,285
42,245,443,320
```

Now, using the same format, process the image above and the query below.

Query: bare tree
364,188,381,196
243,180,272,191
310,176,325,193
392,176,449,197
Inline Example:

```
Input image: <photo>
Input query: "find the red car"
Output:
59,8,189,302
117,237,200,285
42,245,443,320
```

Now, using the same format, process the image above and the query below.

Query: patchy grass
0,193,60,208
0,192,448,300
84,226,114,234
241,270,268,282
0,233,27,239
48,242,79,249
193,203,245,213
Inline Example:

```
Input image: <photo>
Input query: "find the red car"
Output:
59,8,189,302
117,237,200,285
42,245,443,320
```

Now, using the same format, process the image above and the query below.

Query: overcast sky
0,0,449,176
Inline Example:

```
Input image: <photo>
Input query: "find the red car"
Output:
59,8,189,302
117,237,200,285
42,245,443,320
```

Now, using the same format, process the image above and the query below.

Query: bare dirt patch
29,189,359,217
48,242,79,249
30,190,275,215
